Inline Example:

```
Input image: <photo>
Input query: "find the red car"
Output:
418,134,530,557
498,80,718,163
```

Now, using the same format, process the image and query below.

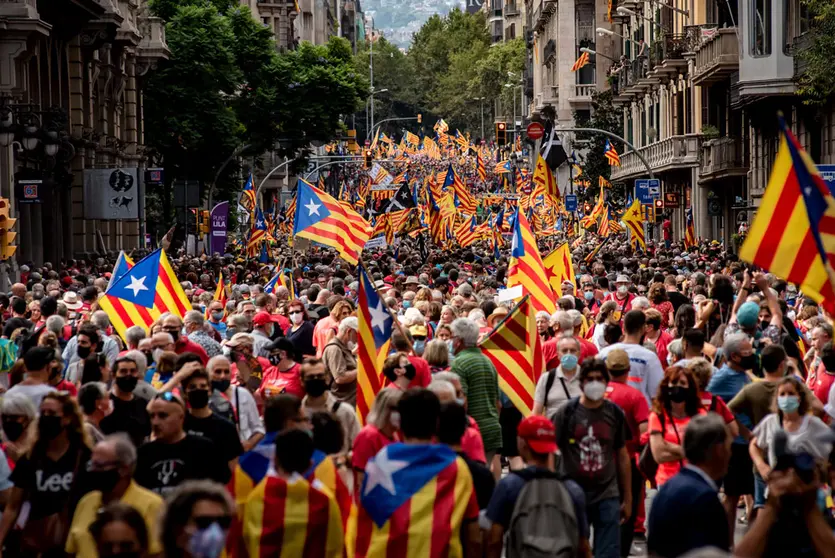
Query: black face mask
169,330,180,343
403,363,417,380
737,354,758,371
187,389,210,409
303,378,329,397
2,420,25,442
667,385,689,403
115,375,138,393
38,415,63,440
268,353,282,366
89,468,122,494
77,346,91,359
143,351,154,364
760,320,770,330
211,379,231,393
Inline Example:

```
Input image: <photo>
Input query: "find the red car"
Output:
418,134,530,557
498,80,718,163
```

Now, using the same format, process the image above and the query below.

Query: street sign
663,192,680,208
635,178,660,204
526,122,545,140
820,165,835,194
565,195,578,212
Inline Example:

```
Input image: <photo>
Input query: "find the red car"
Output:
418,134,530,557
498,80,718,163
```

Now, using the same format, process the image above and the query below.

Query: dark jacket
647,467,729,557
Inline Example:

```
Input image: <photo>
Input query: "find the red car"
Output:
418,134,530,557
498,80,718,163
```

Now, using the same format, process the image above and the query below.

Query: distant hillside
365,0,464,47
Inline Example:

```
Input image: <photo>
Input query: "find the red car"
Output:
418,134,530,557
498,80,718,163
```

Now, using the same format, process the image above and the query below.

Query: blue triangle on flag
107,249,161,308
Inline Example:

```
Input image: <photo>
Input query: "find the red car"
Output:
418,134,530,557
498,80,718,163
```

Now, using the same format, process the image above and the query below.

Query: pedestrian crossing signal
496,122,507,146
0,198,17,260
364,149,373,168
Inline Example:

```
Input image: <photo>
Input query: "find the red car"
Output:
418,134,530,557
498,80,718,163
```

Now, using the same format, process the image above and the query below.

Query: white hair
567,309,583,327
403,308,425,326
428,379,456,400
468,309,485,322
552,311,574,332
338,316,359,335
632,296,651,311
450,318,480,348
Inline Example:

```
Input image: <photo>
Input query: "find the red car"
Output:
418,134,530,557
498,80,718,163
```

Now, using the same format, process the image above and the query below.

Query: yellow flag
543,242,576,294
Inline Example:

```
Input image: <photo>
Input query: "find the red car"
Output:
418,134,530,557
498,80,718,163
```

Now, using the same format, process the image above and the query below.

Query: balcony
534,0,556,32
653,34,688,75
611,134,702,181
684,24,719,52
692,28,739,85
505,2,520,15
698,137,748,185
543,39,556,64
577,24,594,42
570,83,595,104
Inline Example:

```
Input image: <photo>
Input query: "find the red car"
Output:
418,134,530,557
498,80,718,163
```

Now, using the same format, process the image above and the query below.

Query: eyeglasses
192,515,233,531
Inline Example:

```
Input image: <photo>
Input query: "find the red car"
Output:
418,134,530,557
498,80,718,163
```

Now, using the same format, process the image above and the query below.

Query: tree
573,90,626,208
796,0,835,106
471,38,526,121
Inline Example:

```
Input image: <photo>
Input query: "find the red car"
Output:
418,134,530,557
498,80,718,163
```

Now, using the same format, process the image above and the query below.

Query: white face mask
617,285,629,296
291,312,304,325
347,340,357,351
583,380,607,401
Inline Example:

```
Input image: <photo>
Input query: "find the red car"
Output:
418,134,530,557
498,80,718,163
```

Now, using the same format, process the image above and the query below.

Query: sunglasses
289,311,303,316
192,515,233,531
153,392,184,407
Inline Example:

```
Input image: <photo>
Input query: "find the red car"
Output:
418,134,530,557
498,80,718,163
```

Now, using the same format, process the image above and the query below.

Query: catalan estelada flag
247,207,269,256
240,472,344,557
443,165,476,215
240,173,256,213
571,51,590,71
622,198,646,250
293,179,371,266
107,250,134,290
604,139,621,166
476,152,487,182
684,206,696,248
599,176,612,188
494,160,512,174
306,451,352,529
507,208,557,314
356,265,394,425
98,249,190,340
533,153,559,202
347,443,478,557
543,243,576,295
454,215,479,248
479,295,544,416
597,205,611,237
740,116,835,311
204,272,227,320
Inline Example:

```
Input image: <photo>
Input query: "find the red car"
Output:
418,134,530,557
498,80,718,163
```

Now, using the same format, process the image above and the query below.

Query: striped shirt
451,348,502,452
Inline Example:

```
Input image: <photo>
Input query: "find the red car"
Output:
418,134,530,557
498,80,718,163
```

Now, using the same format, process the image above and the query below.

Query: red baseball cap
252,312,274,327
517,415,558,454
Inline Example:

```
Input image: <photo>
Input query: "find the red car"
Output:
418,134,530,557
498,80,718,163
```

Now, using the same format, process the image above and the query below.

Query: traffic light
200,210,210,234
496,122,507,146
417,113,422,124
0,198,16,260
364,149,373,168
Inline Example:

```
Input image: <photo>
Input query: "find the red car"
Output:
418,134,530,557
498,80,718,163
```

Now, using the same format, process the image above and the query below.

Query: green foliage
796,0,835,106
472,39,526,117
573,90,625,207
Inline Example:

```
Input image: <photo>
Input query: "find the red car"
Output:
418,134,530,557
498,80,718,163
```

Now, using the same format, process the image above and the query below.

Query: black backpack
506,468,580,558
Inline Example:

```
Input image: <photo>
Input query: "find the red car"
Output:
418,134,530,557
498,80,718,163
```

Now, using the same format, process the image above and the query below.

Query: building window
783,0,810,54
262,17,270,27
750,0,771,56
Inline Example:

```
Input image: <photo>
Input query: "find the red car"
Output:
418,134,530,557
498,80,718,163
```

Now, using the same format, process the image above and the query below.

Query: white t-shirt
598,342,665,404
754,413,832,467
533,367,582,418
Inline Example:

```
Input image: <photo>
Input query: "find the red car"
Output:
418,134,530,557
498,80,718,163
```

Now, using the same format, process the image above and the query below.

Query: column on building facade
556,0,575,126
658,84,668,140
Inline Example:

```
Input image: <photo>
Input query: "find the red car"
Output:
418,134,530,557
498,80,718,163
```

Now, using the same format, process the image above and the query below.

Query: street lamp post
472,97,486,140
580,47,619,63
366,88,389,141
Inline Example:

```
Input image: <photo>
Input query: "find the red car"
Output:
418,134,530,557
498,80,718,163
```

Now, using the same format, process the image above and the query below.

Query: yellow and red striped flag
454,215,479,248
507,209,557,314
604,139,621,166
622,198,646,250
293,179,371,266
479,295,545,415
99,249,191,340
571,51,590,71
740,117,835,311
599,176,612,188
533,153,559,201
684,207,696,249
356,265,394,425
476,152,487,182
240,473,344,557
306,451,351,529
597,206,611,237
543,243,576,295
204,272,227,320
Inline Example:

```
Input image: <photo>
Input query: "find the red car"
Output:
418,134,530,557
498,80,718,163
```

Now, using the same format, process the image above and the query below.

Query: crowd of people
0,233,832,558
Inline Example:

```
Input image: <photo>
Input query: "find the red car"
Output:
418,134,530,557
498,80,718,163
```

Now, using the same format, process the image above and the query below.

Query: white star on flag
369,298,390,334
126,276,148,297
363,447,409,496
305,200,321,216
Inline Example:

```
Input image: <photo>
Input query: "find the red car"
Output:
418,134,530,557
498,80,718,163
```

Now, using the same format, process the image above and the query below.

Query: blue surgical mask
403,301,411,309
187,522,227,558
447,340,455,354
560,353,578,371
584,291,594,301
777,394,800,413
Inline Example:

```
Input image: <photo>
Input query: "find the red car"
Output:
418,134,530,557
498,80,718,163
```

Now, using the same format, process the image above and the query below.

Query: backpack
506,468,580,558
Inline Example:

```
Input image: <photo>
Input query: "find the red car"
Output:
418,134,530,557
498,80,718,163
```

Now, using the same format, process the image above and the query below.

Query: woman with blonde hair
414,287,433,303
592,300,620,349
424,339,451,373
0,391,92,555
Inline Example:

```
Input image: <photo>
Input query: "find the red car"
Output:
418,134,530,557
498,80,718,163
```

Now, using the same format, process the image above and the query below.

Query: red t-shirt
351,424,395,472
461,416,486,464
605,381,650,455
542,337,559,370
700,391,735,424
648,409,706,487
407,356,432,388
811,362,835,404
603,292,636,316
175,337,209,365
54,379,77,397
578,337,598,363
652,330,673,368
259,362,304,399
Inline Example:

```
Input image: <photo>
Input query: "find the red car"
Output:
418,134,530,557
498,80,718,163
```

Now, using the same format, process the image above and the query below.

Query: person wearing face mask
181,367,244,474
206,356,264,452
603,275,636,319
532,335,584,418
322,317,359,406
285,299,315,357
183,311,222,359
79,382,113,444
251,312,280,359
258,338,304,399
87,503,151,558
0,392,92,556
66,435,164,558
160,480,234,558
100,355,152,449
707,333,758,539
648,367,706,489
553,359,632,558
382,352,418,391
137,337,156,384
65,324,100,385
161,314,209,366
206,300,228,340
0,393,37,467
301,358,360,452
